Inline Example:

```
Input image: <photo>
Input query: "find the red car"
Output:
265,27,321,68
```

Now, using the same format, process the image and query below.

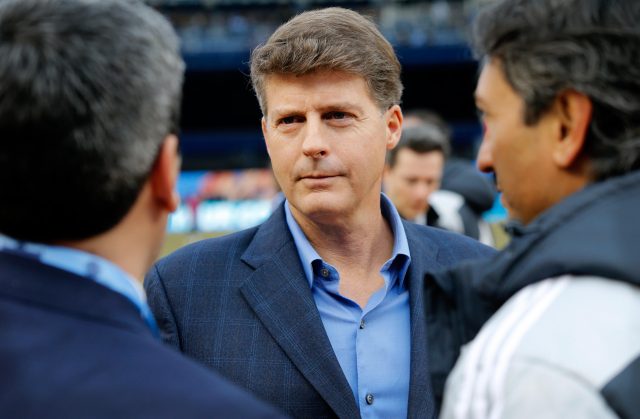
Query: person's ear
150,134,181,212
386,105,403,150
552,90,592,168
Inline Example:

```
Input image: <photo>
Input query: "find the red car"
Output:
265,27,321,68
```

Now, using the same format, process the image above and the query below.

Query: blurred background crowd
141,0,506,253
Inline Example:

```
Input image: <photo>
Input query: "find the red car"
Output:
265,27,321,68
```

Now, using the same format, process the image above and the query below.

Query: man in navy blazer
0,1,284,418
146,7,495,419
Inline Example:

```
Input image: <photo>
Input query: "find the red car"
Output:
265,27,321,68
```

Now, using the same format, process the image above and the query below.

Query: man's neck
291,203,395,308
57,234,148,282
56,193,165,283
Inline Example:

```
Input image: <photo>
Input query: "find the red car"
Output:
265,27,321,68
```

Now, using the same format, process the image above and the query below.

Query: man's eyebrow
316,102,365,113
270,102,366,117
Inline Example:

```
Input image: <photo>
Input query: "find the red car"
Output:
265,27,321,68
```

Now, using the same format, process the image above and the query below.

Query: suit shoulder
1,306,285,419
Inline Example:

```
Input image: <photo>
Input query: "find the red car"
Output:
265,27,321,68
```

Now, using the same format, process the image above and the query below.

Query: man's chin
290,195,345,220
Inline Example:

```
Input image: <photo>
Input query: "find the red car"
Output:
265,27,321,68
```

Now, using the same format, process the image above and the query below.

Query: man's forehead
474,61,497,104
268,68,380,92
397,147,444,158
263,71,375,114
475,59,518,107
264,70,365,87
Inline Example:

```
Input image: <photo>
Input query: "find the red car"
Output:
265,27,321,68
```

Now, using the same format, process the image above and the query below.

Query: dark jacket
0,250,286,419
440,158,497,240
426,169,640,416
442,158,496,216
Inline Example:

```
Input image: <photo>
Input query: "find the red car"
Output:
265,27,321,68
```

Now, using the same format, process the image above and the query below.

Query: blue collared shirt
285,194,412,419
0,234,159,337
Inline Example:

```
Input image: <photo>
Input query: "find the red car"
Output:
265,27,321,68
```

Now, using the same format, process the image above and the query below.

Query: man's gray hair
473,0,640,180
0,0,184,241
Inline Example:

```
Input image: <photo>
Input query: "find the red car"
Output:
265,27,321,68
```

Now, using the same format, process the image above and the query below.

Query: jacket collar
239,205,361,418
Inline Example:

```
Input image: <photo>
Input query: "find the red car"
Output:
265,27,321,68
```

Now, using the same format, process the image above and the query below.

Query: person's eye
324,111,354,125
278,115,304,125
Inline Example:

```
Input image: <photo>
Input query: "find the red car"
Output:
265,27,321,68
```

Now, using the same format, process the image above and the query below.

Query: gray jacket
438,170,640,418
442,275,640,419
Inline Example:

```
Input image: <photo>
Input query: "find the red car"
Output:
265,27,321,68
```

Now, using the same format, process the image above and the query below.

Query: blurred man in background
383,124,450,226
403,109,499,246
146,7,494,418
437,0,640,417
0,1,284,417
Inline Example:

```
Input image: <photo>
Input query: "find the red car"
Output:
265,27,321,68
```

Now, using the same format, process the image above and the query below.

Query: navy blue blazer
0,250,285,419
145,205,495,418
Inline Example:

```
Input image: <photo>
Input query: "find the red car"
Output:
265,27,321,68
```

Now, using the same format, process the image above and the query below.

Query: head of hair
250,7,403,115
0,0,184,242
473,0,640,180
387,125,450,168
403,108,453,138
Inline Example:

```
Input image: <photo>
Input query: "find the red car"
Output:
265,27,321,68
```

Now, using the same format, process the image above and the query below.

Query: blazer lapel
405,223,439,419
239,207,360,419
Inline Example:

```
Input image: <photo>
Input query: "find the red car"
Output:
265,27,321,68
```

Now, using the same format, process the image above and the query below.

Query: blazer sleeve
145,264,181,350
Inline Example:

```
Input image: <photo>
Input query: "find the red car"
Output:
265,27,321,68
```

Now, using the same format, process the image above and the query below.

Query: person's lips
297,172,342,187
298,172,341,180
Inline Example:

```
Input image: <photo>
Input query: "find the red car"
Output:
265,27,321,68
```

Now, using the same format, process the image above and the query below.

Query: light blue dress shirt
285,194,412,419
0,234,159,337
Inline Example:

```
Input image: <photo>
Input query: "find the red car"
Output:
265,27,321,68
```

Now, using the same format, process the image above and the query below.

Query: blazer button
365,393,374,405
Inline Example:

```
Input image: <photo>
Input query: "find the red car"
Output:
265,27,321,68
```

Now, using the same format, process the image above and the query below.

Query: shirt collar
284,193,411,288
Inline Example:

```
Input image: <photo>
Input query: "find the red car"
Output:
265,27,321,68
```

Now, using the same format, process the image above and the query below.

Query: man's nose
413,182,432,201
476,135,494,173
301,118,329,159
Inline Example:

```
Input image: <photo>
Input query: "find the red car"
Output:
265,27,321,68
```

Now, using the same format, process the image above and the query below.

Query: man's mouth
299,173,340,180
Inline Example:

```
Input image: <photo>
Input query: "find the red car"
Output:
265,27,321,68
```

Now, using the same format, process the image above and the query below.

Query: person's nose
301,117,329,159
476,134,494,173
414,182,431,202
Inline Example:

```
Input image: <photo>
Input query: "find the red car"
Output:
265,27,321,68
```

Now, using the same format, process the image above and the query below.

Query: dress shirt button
359,319,365,329
320,268,330,278
365,393,374,405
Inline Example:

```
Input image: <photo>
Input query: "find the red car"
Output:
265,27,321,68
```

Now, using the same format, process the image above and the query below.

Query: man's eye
324,111,355,125
278,116,303,125
325,111,351,120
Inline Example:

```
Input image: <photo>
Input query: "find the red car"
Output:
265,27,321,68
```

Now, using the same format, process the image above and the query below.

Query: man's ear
552,90,593,168
386,105,403,150
150,134,181,212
